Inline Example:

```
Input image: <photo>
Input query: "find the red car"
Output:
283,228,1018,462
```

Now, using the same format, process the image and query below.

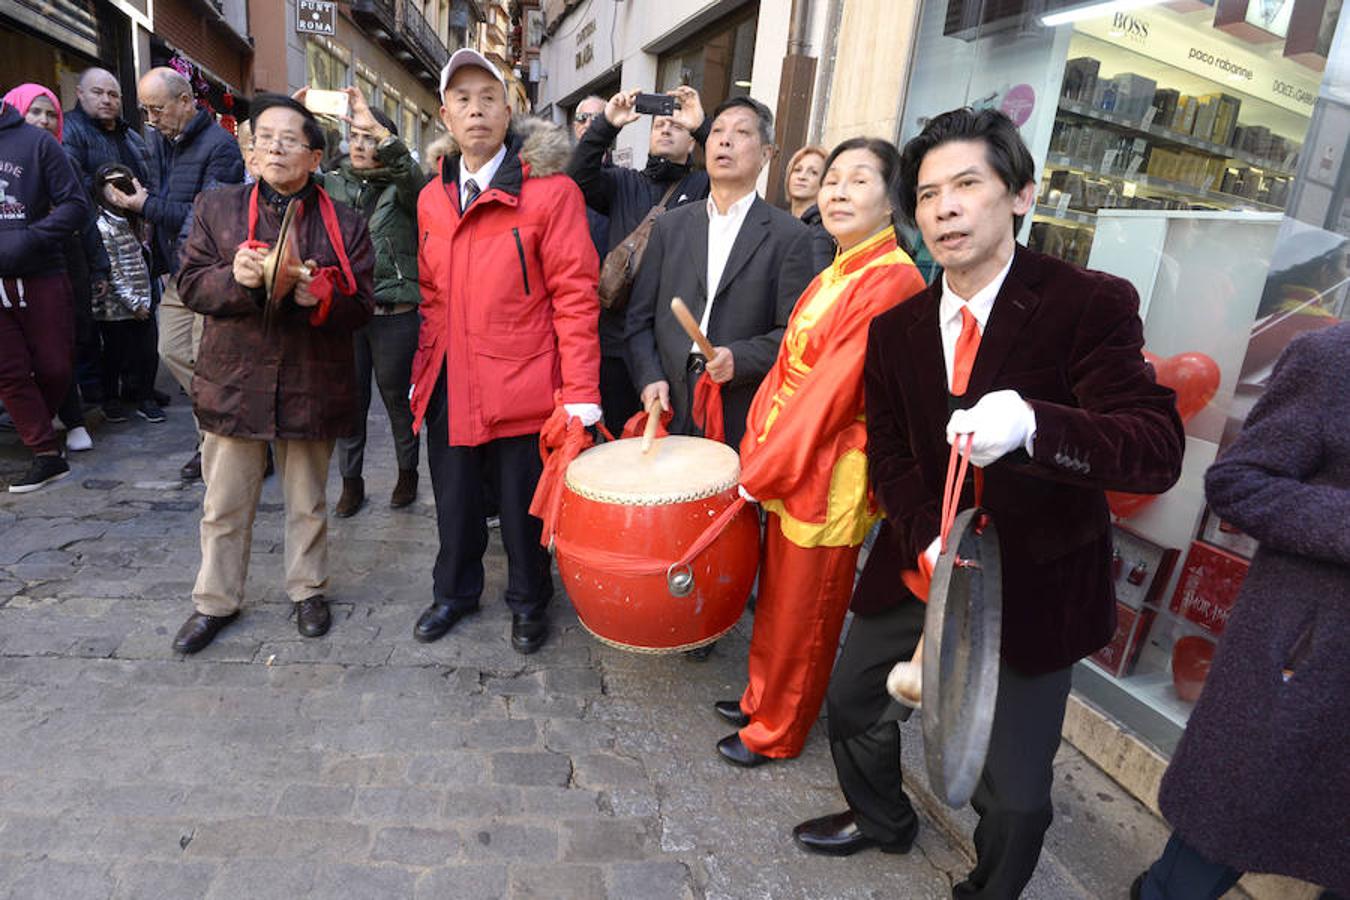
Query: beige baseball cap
439,47,507,97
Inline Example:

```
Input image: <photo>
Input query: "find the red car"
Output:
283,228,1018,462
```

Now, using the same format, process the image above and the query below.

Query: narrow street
0,397,973,899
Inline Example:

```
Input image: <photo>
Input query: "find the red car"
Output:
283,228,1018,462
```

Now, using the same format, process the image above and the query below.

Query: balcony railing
351,0,398,37
402,1,450,76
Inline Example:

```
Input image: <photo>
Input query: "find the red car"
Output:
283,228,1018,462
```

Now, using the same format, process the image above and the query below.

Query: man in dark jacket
169,95,374,655
319,86,426,516
105,67,245,469
791,109,1185,900
0,99,89,492
567,86,709,434
625,97,826,450
62,67,150,404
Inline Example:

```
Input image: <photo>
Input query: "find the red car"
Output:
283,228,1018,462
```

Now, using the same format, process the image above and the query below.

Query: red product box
1168,541,1250,636
1091,602,1157,677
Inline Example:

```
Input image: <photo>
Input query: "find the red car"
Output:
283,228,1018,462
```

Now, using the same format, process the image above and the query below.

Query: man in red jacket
410,49,601,654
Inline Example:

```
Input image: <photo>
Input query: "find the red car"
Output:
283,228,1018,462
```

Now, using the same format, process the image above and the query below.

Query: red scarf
239,181,357,325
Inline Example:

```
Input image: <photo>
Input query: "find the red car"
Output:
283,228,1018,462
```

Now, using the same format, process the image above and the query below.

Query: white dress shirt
458,144,507,210
695,190,758,352
937,252,1014,390
939,251,1036,454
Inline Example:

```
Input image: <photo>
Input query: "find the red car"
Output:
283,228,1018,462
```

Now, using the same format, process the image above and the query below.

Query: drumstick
640,398,662,454
670,297,717,360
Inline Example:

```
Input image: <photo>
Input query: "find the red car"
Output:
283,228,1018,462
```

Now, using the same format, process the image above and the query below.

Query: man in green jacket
317,86,427,515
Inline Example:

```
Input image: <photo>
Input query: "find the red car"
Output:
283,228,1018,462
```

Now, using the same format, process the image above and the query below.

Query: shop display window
897,0,1349,753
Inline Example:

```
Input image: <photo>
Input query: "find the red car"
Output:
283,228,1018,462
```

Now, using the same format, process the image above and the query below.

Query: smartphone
103,173,136,195
634,92,677,117
304,88,349,118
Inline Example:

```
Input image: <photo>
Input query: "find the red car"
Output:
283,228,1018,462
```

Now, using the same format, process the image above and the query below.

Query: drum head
565,435,740,505
921,506,1002,808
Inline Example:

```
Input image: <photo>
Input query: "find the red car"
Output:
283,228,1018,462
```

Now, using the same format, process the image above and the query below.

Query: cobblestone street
0,393,984,900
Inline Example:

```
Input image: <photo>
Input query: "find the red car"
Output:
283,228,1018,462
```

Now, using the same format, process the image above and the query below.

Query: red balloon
1152,352,1221,422
1172,635,1217,703
1107,490,1156,518
1110,350,1222,520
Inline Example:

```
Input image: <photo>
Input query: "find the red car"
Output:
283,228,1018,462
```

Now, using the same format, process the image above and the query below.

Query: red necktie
951,306,980,396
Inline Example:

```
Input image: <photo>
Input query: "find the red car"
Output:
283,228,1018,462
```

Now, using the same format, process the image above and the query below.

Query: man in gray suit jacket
625,97,829,449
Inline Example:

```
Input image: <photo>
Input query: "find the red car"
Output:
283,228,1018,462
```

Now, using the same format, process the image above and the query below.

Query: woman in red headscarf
3,83,95,455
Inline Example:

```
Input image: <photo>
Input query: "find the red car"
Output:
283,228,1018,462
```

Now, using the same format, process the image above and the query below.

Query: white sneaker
52,415,66,431
66,426,93,452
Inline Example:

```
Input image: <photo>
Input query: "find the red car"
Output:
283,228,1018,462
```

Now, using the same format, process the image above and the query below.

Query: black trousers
599,354,641,437
424,368,552,618
337,309,420,478
97,318,157,404
827,598,1073,900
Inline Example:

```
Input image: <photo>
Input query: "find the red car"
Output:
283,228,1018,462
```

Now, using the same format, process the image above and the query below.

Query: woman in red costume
714,138,927,766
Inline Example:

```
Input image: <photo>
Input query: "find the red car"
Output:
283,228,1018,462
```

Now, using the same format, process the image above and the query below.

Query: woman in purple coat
1135,323,1350,900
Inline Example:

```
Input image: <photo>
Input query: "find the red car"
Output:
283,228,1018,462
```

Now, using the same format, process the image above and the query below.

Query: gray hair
711,96,774,146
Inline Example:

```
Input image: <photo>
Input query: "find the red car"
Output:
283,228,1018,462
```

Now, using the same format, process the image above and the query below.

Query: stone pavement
0,392,1165,899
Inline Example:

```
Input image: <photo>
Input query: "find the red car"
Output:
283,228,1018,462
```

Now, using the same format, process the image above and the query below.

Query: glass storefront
898,0,1349,753
656,4,760,110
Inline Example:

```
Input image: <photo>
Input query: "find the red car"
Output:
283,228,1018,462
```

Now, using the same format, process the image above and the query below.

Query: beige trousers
192,433,335,616
157,276,203,438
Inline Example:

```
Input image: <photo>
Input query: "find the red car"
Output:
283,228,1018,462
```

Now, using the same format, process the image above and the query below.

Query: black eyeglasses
575,112,597,124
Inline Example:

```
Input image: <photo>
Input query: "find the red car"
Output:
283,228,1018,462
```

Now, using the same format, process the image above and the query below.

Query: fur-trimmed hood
436,116,571,179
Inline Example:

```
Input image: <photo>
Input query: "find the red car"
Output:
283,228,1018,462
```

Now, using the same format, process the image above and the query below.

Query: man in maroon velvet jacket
791,108,1185,899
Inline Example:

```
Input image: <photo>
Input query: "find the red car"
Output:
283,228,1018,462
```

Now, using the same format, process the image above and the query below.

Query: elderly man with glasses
169,94,374,655
103,67,244,440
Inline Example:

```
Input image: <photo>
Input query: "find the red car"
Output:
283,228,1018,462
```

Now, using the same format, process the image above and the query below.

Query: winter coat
0,103,88,277
322,136,425,307
1158,323,1350,896
61,105,149,280
411,119,601,447
177,179,374,440
567,115,710,357
92,208,151,320
143,107,245,276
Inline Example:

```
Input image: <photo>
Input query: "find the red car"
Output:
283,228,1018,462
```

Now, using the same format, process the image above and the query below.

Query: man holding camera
567,86,710,435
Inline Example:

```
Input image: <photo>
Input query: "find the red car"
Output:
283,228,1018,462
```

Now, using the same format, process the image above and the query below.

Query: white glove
564,403,603,427
946,389,1037,466
738,485,757,503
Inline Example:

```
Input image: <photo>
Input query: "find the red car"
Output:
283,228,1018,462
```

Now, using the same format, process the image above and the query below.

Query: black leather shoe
714,700,749,728
180,450,202,482
716,732,772,768
511,613,548,655
792,811,914,857
172,611,238,654
296,596,331,638
414,602,475,643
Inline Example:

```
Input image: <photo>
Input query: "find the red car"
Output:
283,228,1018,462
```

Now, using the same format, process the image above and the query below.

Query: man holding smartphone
566,85,710,436
105,67,244,469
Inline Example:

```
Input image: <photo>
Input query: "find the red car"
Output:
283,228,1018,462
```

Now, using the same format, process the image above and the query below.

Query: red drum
554,435,760,652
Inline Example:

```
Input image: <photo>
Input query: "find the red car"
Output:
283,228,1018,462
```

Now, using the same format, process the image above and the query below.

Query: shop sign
297,0,337,35
1075,11,1321,114
575,18,595,70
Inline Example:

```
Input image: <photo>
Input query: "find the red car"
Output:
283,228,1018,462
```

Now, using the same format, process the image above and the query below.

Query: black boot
335,476,365,518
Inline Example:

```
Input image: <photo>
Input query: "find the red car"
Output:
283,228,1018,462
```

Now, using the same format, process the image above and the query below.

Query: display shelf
1033,204,1097,227
1082,660,1195,728
1058,97,1297,177
1044,154,1285,212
